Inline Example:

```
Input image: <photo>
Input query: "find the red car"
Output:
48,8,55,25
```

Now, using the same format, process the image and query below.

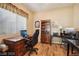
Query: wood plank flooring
25,43,67,56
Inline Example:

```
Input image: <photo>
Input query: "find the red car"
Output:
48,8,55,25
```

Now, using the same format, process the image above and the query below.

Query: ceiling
22,3,73,12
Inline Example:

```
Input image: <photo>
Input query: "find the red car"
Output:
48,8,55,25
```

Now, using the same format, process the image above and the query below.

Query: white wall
73,4,79,30
34,6,73,27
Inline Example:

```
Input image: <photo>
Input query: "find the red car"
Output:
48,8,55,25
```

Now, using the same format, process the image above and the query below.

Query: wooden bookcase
41,20,51,44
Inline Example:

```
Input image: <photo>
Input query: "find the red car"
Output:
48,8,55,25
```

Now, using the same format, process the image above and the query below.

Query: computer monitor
64,28,76,34
20,30,28,38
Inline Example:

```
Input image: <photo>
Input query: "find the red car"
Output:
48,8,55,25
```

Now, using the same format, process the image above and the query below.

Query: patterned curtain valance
0,3,28,17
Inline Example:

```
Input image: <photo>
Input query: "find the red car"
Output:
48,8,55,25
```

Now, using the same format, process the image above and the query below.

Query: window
0,8,27,35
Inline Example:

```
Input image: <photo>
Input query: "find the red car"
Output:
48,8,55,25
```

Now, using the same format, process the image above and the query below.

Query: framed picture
35,21,40,28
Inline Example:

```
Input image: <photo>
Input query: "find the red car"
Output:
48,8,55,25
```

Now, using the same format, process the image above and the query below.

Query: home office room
0,3,79,56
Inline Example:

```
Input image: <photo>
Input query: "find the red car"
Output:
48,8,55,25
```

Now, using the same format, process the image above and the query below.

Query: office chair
26,29,39,56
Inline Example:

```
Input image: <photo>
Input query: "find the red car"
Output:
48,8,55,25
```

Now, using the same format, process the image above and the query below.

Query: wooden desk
66,39,79,56
4,38,26,56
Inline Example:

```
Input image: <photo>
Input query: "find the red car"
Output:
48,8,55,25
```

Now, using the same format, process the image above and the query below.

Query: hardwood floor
25,43,67,56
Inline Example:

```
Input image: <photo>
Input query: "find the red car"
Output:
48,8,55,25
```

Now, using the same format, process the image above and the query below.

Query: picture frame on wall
35,21,40,28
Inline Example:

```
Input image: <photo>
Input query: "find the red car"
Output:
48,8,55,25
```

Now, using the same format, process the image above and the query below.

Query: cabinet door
41,33,47,43
15,40,26,56
41,33,50,43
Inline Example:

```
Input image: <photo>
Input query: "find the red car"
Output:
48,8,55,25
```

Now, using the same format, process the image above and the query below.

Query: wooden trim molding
0,3,28,17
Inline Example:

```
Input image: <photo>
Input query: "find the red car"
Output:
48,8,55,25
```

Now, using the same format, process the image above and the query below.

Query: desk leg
67,43,69,56
71,45,73,54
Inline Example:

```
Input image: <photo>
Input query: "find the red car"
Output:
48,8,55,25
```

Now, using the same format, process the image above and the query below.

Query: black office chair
26,29,39,56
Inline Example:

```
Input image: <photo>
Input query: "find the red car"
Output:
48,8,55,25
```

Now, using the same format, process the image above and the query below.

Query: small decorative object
59,26,63,32
52,21,58,28
35,21,40,28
